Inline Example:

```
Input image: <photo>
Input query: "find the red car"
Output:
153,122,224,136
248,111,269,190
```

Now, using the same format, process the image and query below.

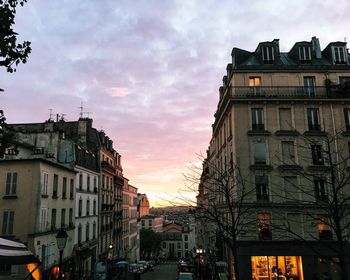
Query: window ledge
275,130,300,136
247,130,271,136
249,164,273,171
304,131,327,137
3,195,18,199
307,165,329,172
278,165,303,172
342,131,350,137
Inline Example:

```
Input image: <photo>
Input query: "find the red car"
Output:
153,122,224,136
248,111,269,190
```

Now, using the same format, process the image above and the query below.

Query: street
141,262,178,280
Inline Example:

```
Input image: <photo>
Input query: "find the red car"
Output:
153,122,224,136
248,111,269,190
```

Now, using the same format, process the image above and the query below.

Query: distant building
160,221,195,260
138,193,150,217
140,215,164,232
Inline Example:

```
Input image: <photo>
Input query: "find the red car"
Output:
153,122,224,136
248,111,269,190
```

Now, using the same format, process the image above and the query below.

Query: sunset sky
1,0,350,206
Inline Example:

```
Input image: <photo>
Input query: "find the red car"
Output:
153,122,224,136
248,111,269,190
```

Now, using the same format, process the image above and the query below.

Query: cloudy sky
1,0,350,206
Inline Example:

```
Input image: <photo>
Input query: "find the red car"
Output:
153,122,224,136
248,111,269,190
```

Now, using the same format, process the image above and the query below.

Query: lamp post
56,228,68,280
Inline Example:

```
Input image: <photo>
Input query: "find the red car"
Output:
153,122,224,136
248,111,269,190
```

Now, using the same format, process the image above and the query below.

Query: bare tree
183,154,258,280
270,130,350,280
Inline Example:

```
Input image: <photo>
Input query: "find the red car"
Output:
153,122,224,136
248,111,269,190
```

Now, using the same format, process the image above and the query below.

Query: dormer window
299,46,311,63
333,46,347,64
262,46,274,64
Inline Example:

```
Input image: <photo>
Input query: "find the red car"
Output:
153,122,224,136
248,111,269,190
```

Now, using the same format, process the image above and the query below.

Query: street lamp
56,228,68,279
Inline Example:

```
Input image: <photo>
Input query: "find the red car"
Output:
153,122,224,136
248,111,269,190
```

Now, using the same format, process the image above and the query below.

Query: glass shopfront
251,256,303,280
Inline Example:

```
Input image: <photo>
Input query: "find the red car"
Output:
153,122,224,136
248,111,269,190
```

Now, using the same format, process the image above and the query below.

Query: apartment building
0,143,75,279
198,37,350,280
74,145,99,278
121,183,139,262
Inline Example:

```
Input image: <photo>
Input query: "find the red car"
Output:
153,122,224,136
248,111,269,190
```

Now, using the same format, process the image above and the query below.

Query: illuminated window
251,256,303,280
249,77,261,87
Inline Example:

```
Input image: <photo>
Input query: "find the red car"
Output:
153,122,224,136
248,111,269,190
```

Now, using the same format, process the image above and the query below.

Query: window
279,108,292,130
339,76,350,86
262,46,274,64
61,208,65,228
2,210,14,235
286,213,302,238
257,212,271,240
0,264,11,275
78,224,82,244
40,208,48,232
311,145,324,165
344,108,350,131
41,172,48,196
282,141,295,165
69,208,73,226
333,46,346,64
304,76,316,97
86,199,90,216
93,199,96,215
102,175,105,188
141,220,145,227
256,176,269,202
315,179,327,201
78,199,82,217
93,222,96,239
284,176,299,201
94,177,97,192
251,108,264,131
184,235,188,241
53,174,58,198
177,242,181,249
79,174,83,191
51,209,56,230
249,77,261,95
184,242,188,249
253,142,266,164
148,220,152,227
70,179,74,199
5,172,17,196
87,175,90,192
62,177,67,199
317,216,332,240
86,223,89,241
307,108,321,131
299,46,311,63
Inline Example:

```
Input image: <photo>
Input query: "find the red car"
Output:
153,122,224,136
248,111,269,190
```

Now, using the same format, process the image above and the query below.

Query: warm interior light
26,263,41,280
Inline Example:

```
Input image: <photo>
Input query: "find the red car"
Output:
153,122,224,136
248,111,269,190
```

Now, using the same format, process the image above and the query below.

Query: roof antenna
48,109,54,122
78,101,84,119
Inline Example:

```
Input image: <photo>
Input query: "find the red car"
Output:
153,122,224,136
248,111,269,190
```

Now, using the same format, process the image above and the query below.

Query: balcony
101,160,116,172
227,86,350,99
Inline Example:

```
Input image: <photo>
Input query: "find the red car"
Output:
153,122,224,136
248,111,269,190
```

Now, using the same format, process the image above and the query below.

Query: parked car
138,260,151,272
177,272,194,280
129,263,143,274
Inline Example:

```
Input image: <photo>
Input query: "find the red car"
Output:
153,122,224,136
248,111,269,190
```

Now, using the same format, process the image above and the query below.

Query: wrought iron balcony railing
227,86,350,99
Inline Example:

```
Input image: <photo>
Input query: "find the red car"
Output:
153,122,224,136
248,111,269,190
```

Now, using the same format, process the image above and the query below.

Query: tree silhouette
0,0,31,158
140,228,162,259
270,130,350,280
185,154,258,280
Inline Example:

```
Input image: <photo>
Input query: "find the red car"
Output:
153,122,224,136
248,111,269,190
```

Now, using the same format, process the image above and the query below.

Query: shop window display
251,256,303,280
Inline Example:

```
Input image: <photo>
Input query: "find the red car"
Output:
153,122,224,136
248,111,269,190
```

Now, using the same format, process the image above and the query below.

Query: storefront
251,256,303,280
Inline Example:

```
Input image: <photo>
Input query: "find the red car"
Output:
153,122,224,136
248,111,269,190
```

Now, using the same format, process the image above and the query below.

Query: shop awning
0,237,38,265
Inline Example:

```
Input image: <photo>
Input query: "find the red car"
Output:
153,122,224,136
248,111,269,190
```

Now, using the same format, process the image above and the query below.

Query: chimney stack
312,36,322,59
